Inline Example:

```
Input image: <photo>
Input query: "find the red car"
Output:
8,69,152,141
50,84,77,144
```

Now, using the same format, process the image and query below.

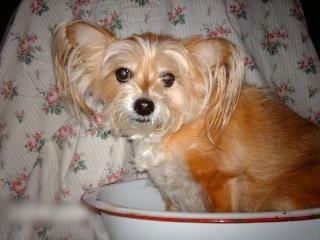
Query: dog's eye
161,73,175,87
115,67,132,82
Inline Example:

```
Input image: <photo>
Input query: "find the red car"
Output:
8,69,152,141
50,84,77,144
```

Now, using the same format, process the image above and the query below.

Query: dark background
0,0,21,44
0,0,319,56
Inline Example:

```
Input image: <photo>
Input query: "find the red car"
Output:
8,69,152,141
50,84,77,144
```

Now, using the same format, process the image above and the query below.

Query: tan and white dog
52,20,320,212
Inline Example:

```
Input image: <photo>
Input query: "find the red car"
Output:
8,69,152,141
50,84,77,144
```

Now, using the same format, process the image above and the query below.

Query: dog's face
53,20,243,140
90,33,210,137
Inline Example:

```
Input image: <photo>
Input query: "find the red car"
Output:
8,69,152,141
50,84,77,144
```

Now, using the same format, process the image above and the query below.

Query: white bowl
81,178,320,240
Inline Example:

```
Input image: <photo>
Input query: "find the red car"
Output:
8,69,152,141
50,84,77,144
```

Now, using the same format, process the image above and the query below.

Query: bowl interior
98,178,165,211
82,178,320,223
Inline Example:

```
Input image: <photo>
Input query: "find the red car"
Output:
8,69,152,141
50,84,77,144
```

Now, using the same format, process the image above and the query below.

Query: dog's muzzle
133,97,154,123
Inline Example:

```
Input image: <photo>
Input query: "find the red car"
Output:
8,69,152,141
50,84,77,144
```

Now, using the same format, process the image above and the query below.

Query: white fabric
0,0,319,239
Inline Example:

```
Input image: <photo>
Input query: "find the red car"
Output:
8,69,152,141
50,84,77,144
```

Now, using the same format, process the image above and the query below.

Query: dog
52,20,320,212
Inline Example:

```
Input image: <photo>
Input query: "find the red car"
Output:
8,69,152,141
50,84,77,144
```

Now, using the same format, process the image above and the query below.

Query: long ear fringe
206,41,244,144
52,21,97,118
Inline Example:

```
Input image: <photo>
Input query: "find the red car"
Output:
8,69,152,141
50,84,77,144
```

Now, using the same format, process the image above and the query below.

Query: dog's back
186,87,320,212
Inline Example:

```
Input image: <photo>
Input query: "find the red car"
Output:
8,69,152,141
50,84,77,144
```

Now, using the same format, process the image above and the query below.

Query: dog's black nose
134,98,155,116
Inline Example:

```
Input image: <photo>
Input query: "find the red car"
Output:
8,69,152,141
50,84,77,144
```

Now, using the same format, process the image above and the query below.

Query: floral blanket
0,0,319,239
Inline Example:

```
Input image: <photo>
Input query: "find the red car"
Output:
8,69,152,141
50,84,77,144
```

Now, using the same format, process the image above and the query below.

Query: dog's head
52,20,244,141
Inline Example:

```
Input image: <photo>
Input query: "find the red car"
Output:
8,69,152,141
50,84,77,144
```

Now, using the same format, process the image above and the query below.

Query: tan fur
52,20,320,212
164,87,320,212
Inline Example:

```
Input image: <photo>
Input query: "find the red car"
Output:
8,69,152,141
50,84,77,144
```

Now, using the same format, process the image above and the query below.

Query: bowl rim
81,179,320,224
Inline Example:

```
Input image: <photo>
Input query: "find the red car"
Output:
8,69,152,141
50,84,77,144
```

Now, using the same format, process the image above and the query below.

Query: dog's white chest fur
132,136,207,212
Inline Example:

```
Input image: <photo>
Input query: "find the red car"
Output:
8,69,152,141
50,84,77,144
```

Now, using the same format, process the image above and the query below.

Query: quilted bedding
0,0,320,239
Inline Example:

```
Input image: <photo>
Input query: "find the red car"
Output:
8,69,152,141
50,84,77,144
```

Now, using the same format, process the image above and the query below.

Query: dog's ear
52,20,116,116
184,37,244,143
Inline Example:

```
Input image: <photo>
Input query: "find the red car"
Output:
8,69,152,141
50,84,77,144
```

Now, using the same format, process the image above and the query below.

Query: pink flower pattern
11,173,29,196
1,1,320,239
203,23,232,38
93,111,104,128
309,111,320,125
69,152,88,173
0,80,18,100
2,170,29,200
66,0,93,19
55,185,71,202
289,0,304,21
229,1,247,19
31,0,49,16
244,56,256,71
34,223,50,239
39,84,64,114
100,168,129,185
86,111,112,139
0,122,8,150
12,32,41,64
25,131,45,153
100,10,122,31
52,123,77,149
297,54,317,74
308,86,319,98
168,6,186,25
261,26,288,55
273,81,296,105
15,110,25,123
